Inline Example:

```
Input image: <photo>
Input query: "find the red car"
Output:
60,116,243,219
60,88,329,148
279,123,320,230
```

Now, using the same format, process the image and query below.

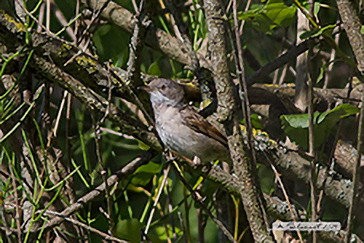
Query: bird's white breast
155,107,197,159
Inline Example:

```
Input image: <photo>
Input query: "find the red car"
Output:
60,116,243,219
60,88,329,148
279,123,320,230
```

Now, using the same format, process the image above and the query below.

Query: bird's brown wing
180,107,228,148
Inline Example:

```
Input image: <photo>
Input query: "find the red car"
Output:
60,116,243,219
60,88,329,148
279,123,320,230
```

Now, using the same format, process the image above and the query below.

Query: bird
139,78,231,164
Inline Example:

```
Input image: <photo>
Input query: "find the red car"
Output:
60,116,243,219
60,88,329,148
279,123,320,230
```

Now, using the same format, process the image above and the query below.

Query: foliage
281,104,360,150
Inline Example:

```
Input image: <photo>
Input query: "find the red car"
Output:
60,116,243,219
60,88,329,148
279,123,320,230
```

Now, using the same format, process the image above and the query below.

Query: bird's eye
160,85,166,90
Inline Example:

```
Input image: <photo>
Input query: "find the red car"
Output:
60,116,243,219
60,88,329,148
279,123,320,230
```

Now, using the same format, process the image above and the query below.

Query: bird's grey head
140,79,186,109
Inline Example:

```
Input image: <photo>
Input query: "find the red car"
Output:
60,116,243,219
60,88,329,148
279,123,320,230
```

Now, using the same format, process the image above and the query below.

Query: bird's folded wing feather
180,107,228,148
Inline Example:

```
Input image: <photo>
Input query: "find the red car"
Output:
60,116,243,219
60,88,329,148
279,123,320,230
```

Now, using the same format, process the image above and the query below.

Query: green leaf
137,139,150,151
240,114,263,129
281,104,359,150
300,24,336,40
115,218,142,243
314,2,321,16
131,162,162,186
251,114,263,129
239,0,297,33
151,225,182,241
316,59,336,84
148,62,162,76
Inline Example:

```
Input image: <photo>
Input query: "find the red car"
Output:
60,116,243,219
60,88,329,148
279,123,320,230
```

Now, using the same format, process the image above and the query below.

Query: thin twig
92,110,115,235
177,212,188,243
346,95,364,242
77,0,112,47
46,0,50,30
247,38,316,86
144,164,171,235
232,0,270,233
346,83,364,243
51,90,67,139
172,162,236,243
44,211,127,243
165,175,177,240
14,0,53,36
318,74,354,217
42,149,157,231
125,0,154,126
9,159,22,243
232,0,255,172
37,3,45,32
65,93,73,174
334,5,364,239
307,2,318,241
50,0,77,41
239,0,251,35
323,21,340,89
266,159,304,243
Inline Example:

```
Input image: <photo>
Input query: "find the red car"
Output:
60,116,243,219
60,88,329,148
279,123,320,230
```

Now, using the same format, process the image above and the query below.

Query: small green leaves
281,104,359,150
131,162,162,186
299,24,336,40
148,61,162,76
239,0,297,34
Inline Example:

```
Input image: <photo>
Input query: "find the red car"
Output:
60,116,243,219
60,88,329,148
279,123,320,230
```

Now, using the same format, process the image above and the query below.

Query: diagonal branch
203,0,273,242
42,149,158,231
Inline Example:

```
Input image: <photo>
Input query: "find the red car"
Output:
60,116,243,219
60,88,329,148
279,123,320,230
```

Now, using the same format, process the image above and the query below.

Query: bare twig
42,149,158,231
9,159,22,243
125,1,154,126
92,111,115,235
247,38,317,86
177,212,188,243
203,0,273,241
51,90,67,139
346,94,364,243
172,162,236,243
50,0,77,41
44,211,127,243
267,160,304,243
335,0,364,241
336,0,364,73
231,0,270,235
144,164,171,235
304,1,318,242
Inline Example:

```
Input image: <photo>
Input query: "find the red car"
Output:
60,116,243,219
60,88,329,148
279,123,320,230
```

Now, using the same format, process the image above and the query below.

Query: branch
79,0,210,69
336,0,364,241
0,11,150,106
203,0,273,241
45,211,127,243
247,38,316,86
336,0,364,73
42,149,158,231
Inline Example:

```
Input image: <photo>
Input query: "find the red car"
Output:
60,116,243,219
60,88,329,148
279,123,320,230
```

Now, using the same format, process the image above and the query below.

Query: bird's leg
198,162,212,186
164,149,176,163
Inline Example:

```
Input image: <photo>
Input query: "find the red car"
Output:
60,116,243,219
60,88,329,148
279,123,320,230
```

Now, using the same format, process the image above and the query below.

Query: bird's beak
138,85,153,92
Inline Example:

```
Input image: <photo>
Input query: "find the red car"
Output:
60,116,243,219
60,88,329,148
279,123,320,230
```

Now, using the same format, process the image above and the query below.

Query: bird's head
139,79,186,108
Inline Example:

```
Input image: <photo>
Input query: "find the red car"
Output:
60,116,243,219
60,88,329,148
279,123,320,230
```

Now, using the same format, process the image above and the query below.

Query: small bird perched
140,78,231,164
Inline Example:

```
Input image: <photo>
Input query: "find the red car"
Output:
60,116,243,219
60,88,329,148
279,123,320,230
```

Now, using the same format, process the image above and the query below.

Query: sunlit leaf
131,162,162,186
239,0,297,33
148,62,162,76
300,24,336,40
281,104,359,150
151,225,182,241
